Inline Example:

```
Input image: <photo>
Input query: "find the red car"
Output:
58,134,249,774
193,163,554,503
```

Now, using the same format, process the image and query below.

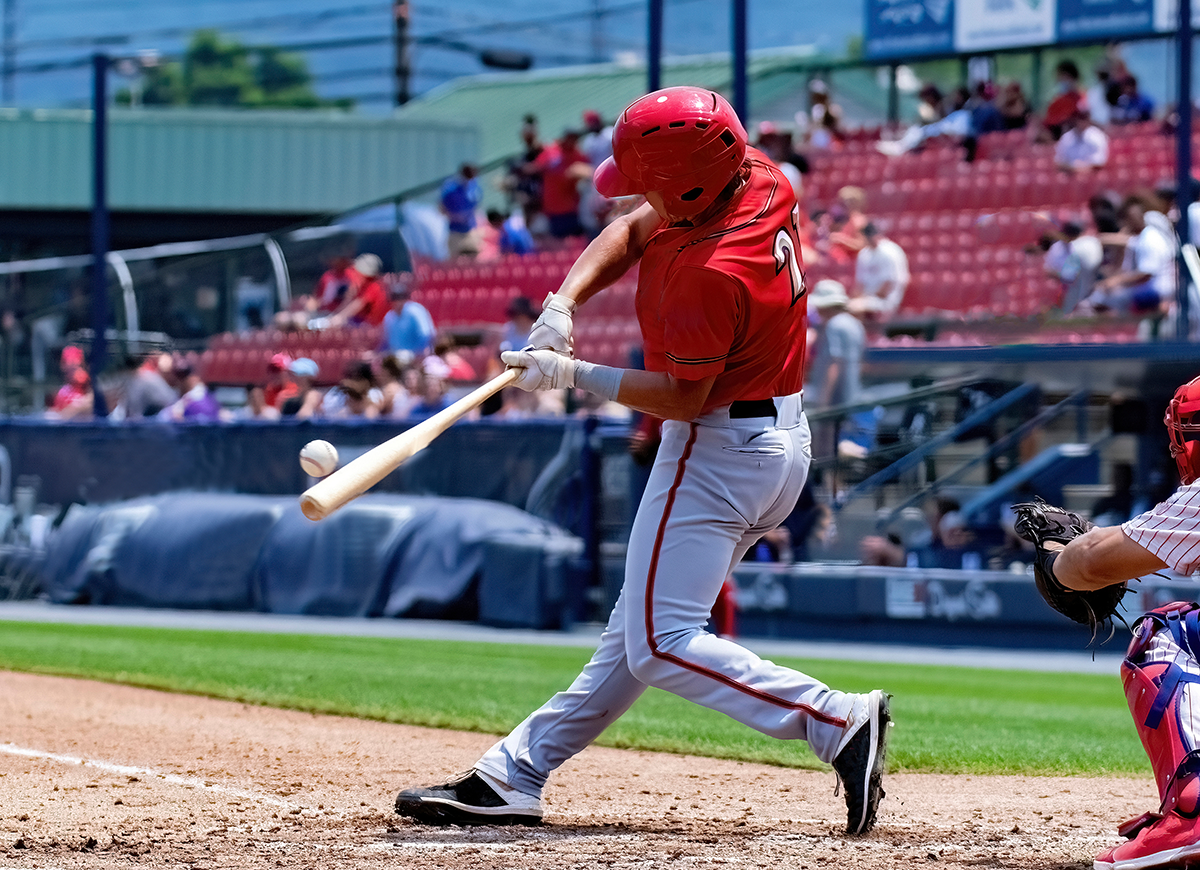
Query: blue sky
2,0,862,110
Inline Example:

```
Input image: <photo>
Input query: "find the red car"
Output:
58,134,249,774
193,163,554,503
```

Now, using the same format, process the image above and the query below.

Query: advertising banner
1058,0,1154,40
865,0,955,59
955,0,1058,51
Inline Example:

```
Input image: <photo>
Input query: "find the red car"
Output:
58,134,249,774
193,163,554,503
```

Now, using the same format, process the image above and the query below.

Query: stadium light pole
89,53,110,417
1178,0,1193,338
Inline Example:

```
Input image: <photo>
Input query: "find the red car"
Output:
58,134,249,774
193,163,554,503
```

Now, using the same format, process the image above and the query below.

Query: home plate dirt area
0,670,1154,869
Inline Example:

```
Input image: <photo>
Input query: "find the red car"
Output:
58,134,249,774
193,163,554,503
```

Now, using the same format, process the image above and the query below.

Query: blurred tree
116,29,352,110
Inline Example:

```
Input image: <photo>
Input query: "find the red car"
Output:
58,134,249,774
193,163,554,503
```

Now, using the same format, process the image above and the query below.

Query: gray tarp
41,492,583,627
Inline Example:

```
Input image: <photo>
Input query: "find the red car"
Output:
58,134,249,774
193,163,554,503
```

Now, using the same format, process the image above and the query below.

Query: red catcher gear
593,86,748,219
1166,375,1200,484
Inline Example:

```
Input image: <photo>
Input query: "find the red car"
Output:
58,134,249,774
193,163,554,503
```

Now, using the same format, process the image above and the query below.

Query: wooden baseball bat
299,367,520,521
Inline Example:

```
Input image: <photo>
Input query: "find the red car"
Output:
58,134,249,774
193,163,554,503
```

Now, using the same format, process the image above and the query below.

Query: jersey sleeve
659,265,741,380
1122,482,1200,575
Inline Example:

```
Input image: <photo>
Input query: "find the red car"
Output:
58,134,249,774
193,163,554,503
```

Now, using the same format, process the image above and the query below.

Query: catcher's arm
1054,526,1167,591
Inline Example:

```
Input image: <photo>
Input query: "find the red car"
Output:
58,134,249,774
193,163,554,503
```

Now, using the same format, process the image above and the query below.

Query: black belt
729,399,777,419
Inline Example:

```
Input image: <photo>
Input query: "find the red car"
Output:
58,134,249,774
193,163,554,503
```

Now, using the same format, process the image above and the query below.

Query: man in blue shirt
440,163,483,259
383,278,436,359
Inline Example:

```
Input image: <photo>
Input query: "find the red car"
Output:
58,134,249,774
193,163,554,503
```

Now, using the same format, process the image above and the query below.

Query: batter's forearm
1055,525,1167,591
611,369,717,422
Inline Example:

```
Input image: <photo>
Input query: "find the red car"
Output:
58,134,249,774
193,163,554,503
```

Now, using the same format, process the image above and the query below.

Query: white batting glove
526,293,576,353
501,348,576,392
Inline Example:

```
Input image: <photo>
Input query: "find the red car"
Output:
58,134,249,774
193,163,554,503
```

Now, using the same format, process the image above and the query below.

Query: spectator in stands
1081,194,1177,316
236,384,281,421
440,163,484,260
431,333,477,383
876,85,974,157
806,280,866,459
802,79,844,150
160,361,222,422
998,80,1031,130
263,352,293,409
1112,75,1155,124
1087,62,1116,127
1054,108,1109,173
486,208,536,256
756,122,805,203
503,114,546,233
382,274,435,359
377,353,415,418
46,345,92,418
46,365,93,421
821,186,870,264
1041,59,1085,141
279,357,322,418
329,254,389,328
499,295,538,353
529,128,591,240
120,351,178,419
321,359,382,419
579,109,615,237
405,357,452,418
912,510,982,570
849,223,910,319
916,82,946,123
963,80,1006,161
275,254,354,331
1042,219,1104,313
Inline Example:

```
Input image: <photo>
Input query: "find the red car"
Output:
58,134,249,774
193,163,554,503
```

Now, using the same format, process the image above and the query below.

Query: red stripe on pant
642,422,846,727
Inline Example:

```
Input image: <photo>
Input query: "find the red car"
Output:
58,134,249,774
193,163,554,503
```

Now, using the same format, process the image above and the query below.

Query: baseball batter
1025,374,1200,870
394,87,891,835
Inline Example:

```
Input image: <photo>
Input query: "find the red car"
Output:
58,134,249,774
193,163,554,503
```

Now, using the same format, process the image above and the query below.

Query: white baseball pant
476,393,859,798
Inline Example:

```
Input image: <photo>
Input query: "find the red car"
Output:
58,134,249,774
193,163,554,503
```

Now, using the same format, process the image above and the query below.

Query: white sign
1153,0,1200,32
955,0,1057,50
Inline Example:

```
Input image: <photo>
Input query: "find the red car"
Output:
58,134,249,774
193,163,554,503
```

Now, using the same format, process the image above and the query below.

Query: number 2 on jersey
772,204,806,308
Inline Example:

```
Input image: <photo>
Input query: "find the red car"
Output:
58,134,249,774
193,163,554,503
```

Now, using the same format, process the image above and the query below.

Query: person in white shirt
1084,195,1177,314
1054,108,1109,173
1043,220,1104,312
850,224,910,318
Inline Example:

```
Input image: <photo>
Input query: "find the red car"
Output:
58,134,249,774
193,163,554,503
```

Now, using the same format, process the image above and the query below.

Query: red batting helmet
593,86,748,219
1166,375,1200,484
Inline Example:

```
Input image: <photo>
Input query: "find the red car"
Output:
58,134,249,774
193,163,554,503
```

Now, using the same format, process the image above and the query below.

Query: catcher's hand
1011,498,1128,641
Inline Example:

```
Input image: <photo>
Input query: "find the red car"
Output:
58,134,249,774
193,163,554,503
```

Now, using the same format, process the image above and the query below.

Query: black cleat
394,769,543,827
831,689,891,835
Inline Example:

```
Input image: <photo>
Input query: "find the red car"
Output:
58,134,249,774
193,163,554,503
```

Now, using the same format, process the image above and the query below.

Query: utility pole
2,0,15,105
393,0,411,107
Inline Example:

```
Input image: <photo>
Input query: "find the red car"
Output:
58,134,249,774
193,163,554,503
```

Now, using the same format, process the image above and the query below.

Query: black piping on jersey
665,350,729,366
639,421,849,728
674,157,780,252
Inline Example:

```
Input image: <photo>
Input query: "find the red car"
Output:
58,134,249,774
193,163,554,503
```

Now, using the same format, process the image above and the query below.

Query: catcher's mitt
1011,498,1128,642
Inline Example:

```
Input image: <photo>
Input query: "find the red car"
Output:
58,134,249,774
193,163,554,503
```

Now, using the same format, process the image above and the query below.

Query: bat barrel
298,368,520,521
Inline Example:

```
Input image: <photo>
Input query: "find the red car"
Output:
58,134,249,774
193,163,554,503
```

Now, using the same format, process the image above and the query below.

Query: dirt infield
0,670,1155,869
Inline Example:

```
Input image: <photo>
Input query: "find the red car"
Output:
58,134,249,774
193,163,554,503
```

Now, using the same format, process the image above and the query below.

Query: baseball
299,440,339,478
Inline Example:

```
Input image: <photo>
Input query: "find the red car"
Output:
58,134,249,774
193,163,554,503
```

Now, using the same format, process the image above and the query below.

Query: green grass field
0,620,1148,777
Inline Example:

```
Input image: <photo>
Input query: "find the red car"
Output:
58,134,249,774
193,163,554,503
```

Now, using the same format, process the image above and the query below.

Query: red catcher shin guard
1123,660,1196,809
1122,603,1200,815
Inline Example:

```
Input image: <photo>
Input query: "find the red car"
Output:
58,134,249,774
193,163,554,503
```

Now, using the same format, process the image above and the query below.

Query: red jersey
354,278,389,326
534,142,588,216
635,152,808,414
